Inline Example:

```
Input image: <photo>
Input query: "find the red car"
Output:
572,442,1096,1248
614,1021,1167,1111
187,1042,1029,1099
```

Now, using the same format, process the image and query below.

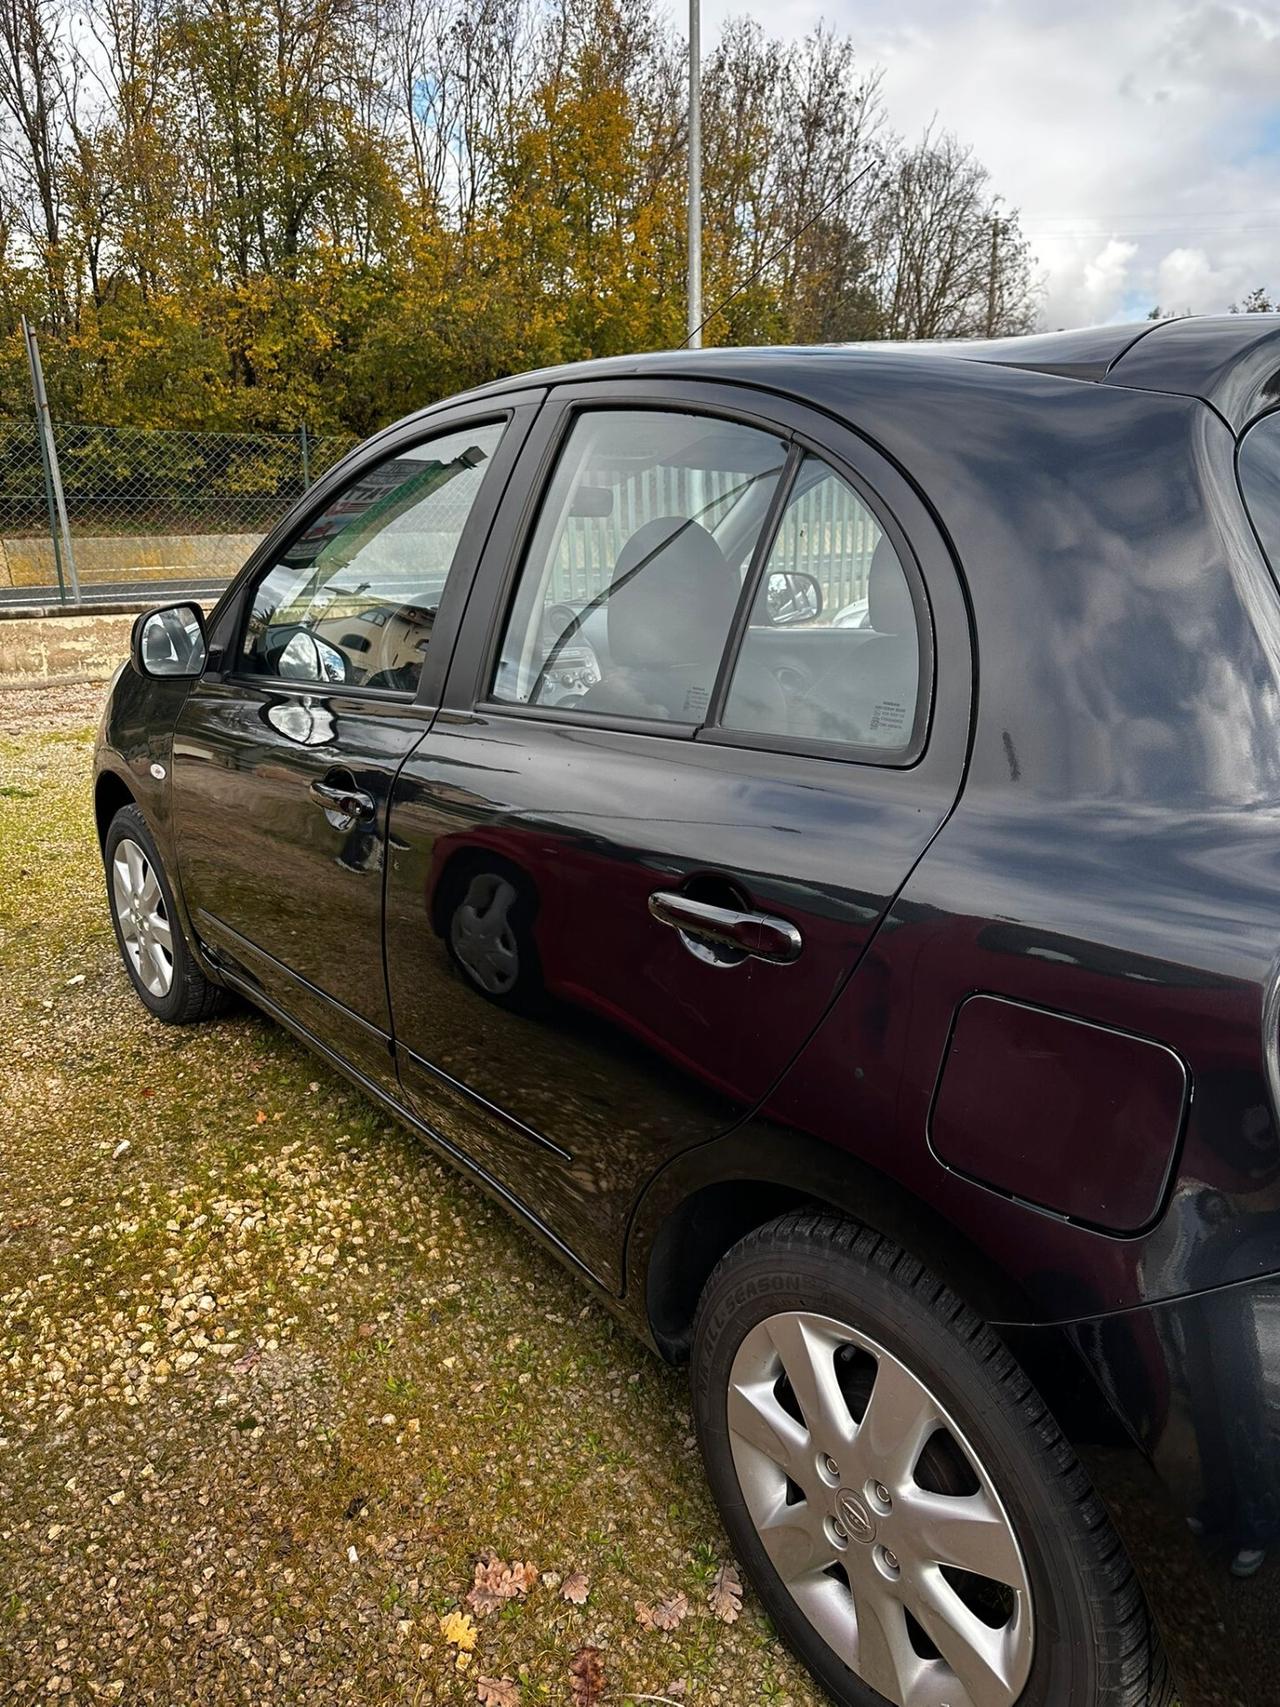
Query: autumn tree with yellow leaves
0,0,1037,433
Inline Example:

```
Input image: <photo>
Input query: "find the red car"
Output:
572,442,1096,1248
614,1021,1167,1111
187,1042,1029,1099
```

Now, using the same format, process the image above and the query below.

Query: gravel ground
0,686,824,1707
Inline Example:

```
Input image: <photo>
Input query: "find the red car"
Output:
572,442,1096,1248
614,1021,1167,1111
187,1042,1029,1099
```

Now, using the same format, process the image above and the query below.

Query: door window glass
493,410,788,723
720,457,920,751
241,421,505,693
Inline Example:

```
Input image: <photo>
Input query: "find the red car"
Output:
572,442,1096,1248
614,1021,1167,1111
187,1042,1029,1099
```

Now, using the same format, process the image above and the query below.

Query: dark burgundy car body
95,317,1280,1706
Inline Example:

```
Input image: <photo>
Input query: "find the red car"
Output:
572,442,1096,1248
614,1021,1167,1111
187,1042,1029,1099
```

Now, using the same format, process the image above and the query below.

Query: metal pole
686,0,703,348
23,317,79,603
985,212,1001,338
22,316,66,604
300,422,311,491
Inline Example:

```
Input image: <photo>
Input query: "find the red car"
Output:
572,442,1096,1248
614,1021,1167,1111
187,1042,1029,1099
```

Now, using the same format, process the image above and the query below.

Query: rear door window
492,409,788,723
719,456,921,752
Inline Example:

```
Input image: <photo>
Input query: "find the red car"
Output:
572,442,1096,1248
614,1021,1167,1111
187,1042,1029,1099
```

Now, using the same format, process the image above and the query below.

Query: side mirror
131,603,207,679
766,570,823,626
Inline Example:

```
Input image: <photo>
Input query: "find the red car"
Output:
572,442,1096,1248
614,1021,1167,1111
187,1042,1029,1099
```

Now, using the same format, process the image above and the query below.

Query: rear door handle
309,775,376,830
647,890,803,965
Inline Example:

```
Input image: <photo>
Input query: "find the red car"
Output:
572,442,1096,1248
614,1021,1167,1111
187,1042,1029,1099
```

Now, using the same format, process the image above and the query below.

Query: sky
700,0,1280,330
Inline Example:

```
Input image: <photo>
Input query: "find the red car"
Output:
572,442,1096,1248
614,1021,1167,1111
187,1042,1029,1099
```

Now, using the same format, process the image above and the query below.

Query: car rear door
382,379,972,1288
168,394,540,1087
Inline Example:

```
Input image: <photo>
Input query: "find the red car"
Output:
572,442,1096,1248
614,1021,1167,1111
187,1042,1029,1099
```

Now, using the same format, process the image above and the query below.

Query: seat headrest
867,535,915,636
606,516,738,670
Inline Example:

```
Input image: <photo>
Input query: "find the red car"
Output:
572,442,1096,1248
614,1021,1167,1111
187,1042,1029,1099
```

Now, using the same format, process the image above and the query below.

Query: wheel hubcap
450,874,520,995
728,1311,1034,1707
112,838,174,998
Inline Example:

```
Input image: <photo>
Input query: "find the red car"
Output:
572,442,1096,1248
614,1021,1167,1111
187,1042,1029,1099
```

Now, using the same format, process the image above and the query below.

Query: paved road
0,577,229,612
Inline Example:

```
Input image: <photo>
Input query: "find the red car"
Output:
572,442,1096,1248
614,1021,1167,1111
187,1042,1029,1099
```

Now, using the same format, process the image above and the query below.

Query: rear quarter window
1239,413,1280,571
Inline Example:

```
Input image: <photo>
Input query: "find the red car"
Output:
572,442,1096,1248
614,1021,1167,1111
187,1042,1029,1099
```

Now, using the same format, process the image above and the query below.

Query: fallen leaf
708,1561,743,1623
467,1552,539,1616
568,1645,604,1706
636,1592,689,1632
255,1110,267,1124
476,1678,520,1706
561,1572,590,1605
439,1610,477,1652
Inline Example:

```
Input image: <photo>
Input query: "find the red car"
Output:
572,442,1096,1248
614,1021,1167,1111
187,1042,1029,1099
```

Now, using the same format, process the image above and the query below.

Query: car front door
169,396,539,1086
382,381,972,1288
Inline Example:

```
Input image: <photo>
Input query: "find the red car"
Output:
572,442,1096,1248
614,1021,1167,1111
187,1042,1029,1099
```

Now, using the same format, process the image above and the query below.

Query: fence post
300,423,311,491
22,316,67,604
21,317,80,604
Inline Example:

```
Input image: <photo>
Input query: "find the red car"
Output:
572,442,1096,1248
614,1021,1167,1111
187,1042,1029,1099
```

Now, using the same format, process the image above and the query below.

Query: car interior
727,535,920,748
240,427,500,693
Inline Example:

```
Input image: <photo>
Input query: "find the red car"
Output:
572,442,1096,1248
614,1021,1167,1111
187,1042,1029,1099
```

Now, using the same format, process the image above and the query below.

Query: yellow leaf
439,1610,477,1652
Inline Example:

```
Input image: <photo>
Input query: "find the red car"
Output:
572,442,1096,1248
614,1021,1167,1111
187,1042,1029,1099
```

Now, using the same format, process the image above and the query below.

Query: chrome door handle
309,776,375,830
647,890,803,965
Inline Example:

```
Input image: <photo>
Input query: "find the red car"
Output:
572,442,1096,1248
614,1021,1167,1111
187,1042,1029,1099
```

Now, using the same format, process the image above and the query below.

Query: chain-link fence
0,415,355,599
1,404,879,615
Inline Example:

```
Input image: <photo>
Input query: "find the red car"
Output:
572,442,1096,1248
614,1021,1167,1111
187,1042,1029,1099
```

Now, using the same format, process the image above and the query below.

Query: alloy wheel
728,1311,1034,1707
111,836,174,998
450,873,521,995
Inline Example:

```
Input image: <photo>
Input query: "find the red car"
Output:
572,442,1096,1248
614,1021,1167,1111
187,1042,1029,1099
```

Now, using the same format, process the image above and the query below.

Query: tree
0,0,1041,433
1231,287,1275,314
869,130,1035,341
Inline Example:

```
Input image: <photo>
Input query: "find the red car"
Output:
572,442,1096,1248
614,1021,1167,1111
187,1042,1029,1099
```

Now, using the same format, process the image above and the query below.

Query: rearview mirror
131,603,207,679
766,571,823,626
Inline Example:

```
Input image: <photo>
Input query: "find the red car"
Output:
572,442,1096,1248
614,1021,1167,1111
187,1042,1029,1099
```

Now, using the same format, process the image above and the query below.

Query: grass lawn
0,684,823,1707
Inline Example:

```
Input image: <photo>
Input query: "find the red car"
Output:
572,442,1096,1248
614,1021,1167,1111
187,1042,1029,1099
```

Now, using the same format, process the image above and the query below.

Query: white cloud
700,0,1280,326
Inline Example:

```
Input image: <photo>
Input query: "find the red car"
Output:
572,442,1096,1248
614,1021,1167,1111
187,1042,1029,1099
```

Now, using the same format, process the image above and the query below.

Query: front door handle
648,890,803,966
309,775,375,831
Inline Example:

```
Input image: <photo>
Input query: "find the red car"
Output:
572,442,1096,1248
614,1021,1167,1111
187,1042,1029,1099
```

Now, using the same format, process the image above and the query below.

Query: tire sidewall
692,1238,1103,1707
104,806,194,1023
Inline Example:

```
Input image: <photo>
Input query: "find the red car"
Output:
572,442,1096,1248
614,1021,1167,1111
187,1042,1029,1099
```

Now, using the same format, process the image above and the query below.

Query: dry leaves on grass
635,1591,689,1632
561,1572,590,1605
569,1645,604,1706
467,1552,540,1616
708,1561,743,1623
476,1678,520,1706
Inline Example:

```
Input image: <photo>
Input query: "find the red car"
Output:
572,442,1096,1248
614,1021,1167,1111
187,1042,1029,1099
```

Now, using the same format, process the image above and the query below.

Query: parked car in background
95,317,1280,1707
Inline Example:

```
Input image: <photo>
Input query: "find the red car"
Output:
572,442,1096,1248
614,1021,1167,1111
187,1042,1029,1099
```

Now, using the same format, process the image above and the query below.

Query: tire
104,804,230,1025
691,1212,1172,1707
439,858,545,1014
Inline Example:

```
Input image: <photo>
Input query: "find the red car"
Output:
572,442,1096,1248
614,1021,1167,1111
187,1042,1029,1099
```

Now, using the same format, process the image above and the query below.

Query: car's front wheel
691,1212,1172,1707
104,803,229,1024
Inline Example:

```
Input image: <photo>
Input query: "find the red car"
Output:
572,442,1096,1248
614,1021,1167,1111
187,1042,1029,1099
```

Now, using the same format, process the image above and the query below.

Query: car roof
444,314,1280,436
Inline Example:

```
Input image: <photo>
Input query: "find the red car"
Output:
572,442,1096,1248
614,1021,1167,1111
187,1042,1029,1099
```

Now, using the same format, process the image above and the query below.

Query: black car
95,316,1280,1707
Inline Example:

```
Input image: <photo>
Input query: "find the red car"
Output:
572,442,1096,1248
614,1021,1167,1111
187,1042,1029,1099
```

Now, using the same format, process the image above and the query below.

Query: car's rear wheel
104,804,229,1024
691,1212,1172,1707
